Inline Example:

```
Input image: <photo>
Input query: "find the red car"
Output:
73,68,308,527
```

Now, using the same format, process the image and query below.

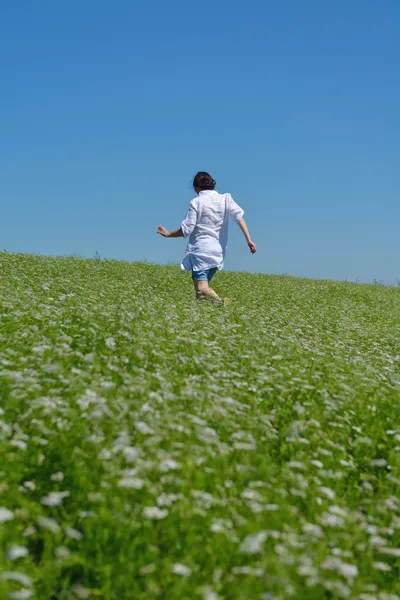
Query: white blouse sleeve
181,199,198,238
227,194,244,223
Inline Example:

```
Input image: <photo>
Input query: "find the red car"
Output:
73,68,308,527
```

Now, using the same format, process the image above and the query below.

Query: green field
1,252,400,600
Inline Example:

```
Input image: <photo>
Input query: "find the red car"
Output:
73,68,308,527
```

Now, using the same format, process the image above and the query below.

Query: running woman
157,172,256,303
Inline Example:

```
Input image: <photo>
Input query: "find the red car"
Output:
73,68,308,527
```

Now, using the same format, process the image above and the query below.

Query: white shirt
180,190,244,272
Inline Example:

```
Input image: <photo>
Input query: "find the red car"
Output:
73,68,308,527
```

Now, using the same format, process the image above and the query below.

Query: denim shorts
192,267,218,282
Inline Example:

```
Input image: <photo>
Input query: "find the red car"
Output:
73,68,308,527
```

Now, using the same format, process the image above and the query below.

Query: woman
157,172,256,304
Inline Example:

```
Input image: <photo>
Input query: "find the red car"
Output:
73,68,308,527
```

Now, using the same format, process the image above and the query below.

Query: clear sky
1,1,399,283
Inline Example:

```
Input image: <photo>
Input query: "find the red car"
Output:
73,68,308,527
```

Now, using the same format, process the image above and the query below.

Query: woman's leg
193,279,223,302
192,268,224,302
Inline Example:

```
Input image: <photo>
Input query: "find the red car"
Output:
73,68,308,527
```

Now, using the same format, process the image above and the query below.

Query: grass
0,251,400,600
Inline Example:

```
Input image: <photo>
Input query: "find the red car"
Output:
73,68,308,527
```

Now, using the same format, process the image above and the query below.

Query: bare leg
193,280,223,302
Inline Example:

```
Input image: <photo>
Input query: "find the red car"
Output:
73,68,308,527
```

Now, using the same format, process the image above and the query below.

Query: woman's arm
238,218,257,254
226,195,256,254
157,226,184,238
157,199,197,240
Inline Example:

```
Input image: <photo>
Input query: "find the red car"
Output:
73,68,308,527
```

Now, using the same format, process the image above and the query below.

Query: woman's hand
248,240,257,254
238,218,256,255
157,226,170,237
157,226,184,238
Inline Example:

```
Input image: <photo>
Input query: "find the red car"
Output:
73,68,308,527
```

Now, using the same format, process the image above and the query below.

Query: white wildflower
329,505,347,516
135,421,154,435
232,566,264,576
303,523,324,538
105,337,116,350
369,536,387,547
7,546,28,560
240,531,268,554
50,472,64,482
324,579,351,598
41,363,59,374
378,546,400,557
233,441,256,450
321,556,358,579
172,563,192,576
297,562,318,577
139,563,156,575
55,546,71,560
319,486,336,499
37,516,60,532
199,586,220,600
143,506,168,520
288,461,306,470
0,572,32,587
10,439,27,450
241,489,263,501
385,497,398,511
370,458,387,468
191,490,215,508
338,562,358,579
72,584,92,599
159,458,180,472
23,481,36,491
319,513,344,527
0,507,14,522
121,446,141,462
197,426,219,444
64,526,83,540
88,493,104,502
118,477,145,489
355,436,373,446
8,590,34,600
157,493,180,507
41,491,70,507
373,561,391,571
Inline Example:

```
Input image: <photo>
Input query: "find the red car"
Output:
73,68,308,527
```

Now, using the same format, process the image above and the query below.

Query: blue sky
1,0,399,283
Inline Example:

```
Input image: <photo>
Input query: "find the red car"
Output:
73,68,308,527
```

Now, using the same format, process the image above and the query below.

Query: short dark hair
193,171,216,192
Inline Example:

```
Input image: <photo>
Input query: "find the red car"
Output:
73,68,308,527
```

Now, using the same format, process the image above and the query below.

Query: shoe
214,297,229,307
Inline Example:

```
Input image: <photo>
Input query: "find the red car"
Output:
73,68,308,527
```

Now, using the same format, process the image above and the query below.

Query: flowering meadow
1,252,400,600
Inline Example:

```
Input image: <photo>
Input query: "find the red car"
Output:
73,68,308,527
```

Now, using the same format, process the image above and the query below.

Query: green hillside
1,252,400,599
